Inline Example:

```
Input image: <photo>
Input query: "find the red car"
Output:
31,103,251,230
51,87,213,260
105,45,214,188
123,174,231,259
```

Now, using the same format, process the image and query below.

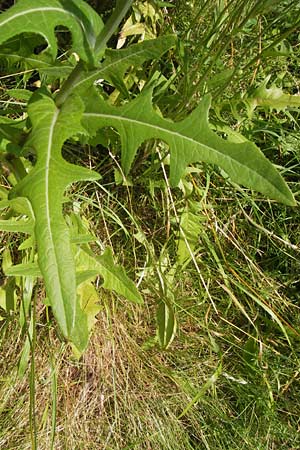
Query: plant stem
94,0,133,54
55,61,85,108
7,156,27,181
29,290,37,450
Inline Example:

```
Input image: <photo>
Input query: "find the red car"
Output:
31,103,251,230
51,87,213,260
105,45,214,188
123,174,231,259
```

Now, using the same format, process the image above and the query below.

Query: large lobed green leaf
9,89,100,352
0,0,103,65
82,88,296,206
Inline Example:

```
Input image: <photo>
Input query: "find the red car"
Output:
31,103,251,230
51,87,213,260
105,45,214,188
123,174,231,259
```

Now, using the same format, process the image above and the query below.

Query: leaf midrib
43,107,75,330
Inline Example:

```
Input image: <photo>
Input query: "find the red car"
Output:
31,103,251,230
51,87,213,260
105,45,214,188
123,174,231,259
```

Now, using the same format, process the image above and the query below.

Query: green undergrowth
1,159,300,449
1,0,300,449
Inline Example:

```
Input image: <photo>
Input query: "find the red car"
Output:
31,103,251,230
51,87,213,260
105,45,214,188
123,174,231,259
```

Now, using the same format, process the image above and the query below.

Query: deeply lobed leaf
9,89,100,352
82,88,296,206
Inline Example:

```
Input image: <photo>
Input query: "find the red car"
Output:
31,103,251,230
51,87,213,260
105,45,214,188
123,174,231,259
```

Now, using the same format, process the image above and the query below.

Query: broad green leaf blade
7,89,32,102
82,89,296,206
76,270,99,286
71,234,96,244
72,35,176,94
0,0,103,65
0,219,32,233
0,198,35,233
18,236,34,251
9,89,100,352
177,201,205,265
0,279,16,315
0,31,74,76
77,281,101,332
0,51,74,77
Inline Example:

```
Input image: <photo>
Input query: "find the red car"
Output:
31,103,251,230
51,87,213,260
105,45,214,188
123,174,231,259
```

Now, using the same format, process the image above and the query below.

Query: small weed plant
0,0,296,355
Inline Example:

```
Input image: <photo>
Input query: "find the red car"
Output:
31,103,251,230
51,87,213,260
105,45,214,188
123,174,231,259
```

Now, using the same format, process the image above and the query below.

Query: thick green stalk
94,0,133,54
55,61,85,108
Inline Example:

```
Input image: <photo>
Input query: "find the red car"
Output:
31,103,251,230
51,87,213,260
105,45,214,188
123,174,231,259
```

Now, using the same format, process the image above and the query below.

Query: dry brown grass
0,296,213,450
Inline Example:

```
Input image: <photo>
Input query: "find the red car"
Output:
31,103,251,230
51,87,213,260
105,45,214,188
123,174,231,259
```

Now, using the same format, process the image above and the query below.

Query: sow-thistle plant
0,0,295,353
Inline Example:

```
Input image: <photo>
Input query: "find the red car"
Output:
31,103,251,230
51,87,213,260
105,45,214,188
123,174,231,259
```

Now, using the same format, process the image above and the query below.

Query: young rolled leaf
82,88,296,206
0,0,103,65
157,300,177,349
9,89,100,352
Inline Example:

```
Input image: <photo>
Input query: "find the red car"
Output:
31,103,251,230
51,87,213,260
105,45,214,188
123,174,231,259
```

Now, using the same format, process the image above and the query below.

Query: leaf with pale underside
82,88,295,206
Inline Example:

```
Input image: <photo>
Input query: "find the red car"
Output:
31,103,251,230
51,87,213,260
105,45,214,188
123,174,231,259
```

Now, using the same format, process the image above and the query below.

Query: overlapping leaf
0,117,26,154
0,92,142,350
0,49,74,78
72,35,176,95
0,0,103,65
0,197,34,233
0,31,74,77
0,0,296,358
82,88,295,206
